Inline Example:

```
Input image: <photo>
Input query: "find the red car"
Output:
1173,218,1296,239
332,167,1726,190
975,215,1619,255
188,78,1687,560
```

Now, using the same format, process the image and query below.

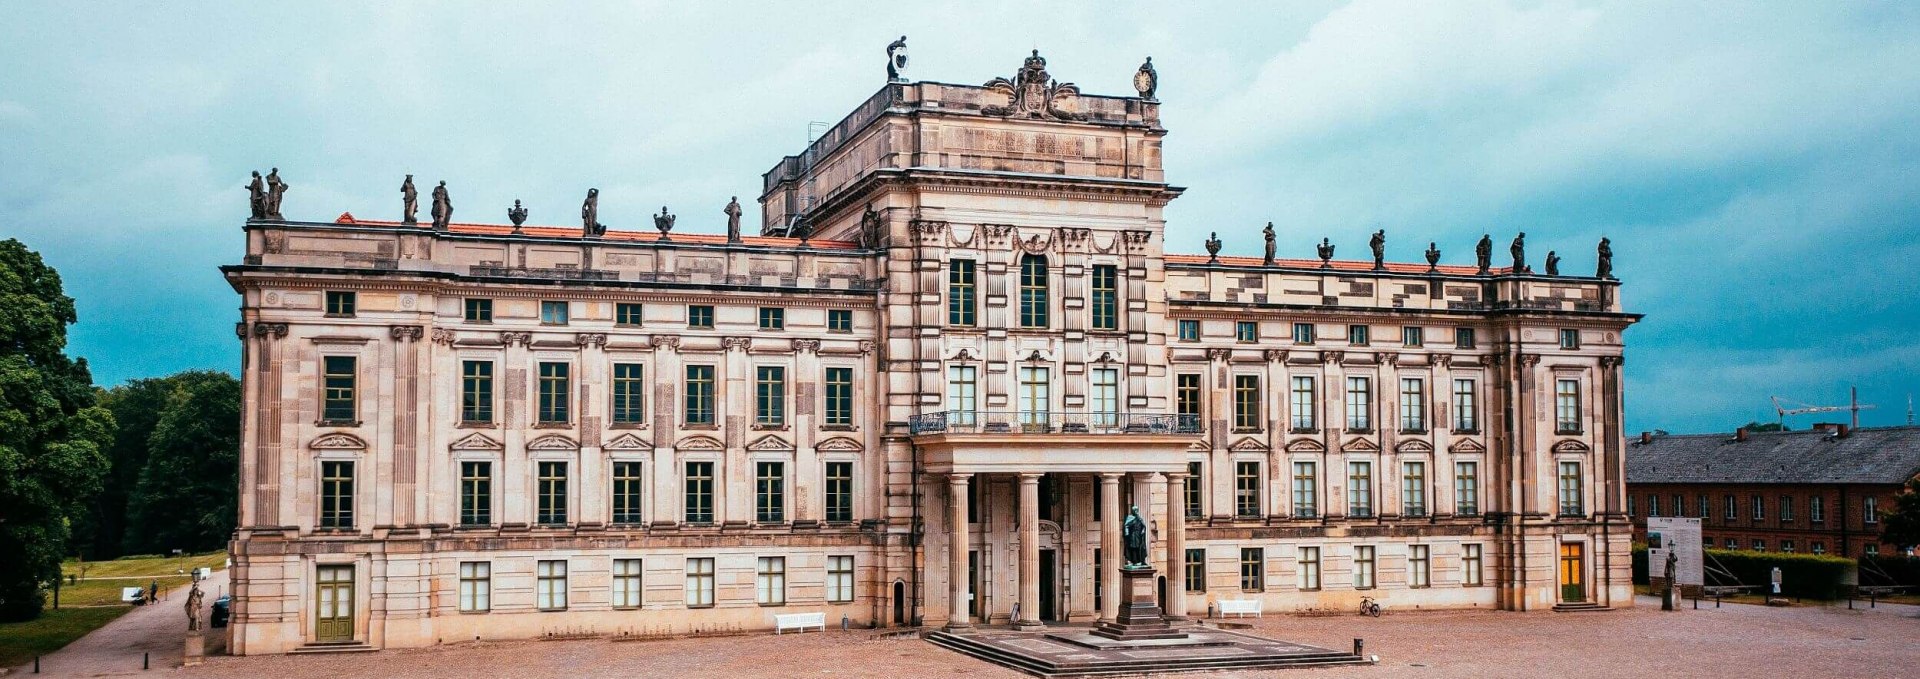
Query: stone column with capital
1099,472,1123,622
1016,473,1042,630
947,473,973,631
1165,472,1189,619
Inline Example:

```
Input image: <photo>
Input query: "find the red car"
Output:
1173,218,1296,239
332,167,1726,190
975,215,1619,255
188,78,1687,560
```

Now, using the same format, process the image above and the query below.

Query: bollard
1691,596,1697,610
144,651,150,670
1353,638,1364,657
34,655,40,673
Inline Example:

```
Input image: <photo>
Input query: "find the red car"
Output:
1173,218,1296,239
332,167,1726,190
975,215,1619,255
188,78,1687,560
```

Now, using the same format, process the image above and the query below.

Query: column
947,473,973,631
1017,472,1042,629
1099,472,1122,622
1165,472,1189,619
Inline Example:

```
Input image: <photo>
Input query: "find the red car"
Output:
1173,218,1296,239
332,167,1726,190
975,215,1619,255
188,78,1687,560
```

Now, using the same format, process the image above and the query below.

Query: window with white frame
1354,545,1376,589
1290,376,1317,431
1554,379,1582,433
1402,461,1427,517
1463,544,1483,586
1090,368,1119,427
1409,545,1430,588
1452,378,1477,431
1291,461,1317,518
1557,462,1583,515
1348,461,1373,518
1399,378,1425,432
1346,377,1372,430
948,365,977,425
1018,367,1050,425
1298,546,1321,590
1454,461,1479,516
685,558,715,608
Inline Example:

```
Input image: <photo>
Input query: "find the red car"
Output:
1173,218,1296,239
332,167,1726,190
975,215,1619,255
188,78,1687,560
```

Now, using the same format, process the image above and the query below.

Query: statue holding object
245,171,266,220
400,175,418,225
430,181,452,231
1122,505,1149,568
1596,237,1614,279
1475,234,1493,274
724,196,743,243
1370,229,1386,271
1262,222,1276,266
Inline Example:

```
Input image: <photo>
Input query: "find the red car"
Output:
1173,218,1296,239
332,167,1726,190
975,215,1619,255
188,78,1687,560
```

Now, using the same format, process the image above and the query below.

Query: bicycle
1358,596,1381,617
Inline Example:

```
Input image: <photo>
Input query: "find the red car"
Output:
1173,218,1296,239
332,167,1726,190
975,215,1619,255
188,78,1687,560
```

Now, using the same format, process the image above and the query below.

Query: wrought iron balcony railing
908,411,1202,436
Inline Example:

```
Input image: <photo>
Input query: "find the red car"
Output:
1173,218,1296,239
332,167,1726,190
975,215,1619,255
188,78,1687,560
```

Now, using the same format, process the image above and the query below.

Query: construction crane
1770,387,1876,429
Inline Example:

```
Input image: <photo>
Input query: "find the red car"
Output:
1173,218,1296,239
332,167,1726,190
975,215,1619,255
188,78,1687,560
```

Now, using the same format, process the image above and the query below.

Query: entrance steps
928,628,1370,677
288,641,376,654
1551,602,1611,613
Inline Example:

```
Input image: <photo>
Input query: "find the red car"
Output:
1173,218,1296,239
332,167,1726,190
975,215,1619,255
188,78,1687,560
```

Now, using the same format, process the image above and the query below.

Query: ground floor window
1353,545,1376,589
1298,547,1321,591
459,561,490,612
686,558,715,608
612,558,643,609
1463,544,1483,586
757,556,787,605
536,560,568,611
827,555,854,603
1409,545,1430,588
1240,548,1264,592
1185,548,1205,593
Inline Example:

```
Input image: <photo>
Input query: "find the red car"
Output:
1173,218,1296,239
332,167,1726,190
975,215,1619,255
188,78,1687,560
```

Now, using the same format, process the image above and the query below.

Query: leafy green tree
1741,421,1788,433
1881,479,1920,552
123,371,239,555
0,238,112,621
75,378,177,559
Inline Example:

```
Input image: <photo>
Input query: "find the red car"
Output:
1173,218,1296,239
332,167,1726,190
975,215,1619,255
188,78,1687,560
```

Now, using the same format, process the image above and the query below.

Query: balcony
908,411,1201,436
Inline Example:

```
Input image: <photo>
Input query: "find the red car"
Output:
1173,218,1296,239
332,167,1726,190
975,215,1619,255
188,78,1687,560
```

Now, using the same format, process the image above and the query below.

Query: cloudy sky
2,1,1916,433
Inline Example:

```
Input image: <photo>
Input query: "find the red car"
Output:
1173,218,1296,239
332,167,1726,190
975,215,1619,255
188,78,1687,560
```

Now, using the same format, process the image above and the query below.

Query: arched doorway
892,580,906,625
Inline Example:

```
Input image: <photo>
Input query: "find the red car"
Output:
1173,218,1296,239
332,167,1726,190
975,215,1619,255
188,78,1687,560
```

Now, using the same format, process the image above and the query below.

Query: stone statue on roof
724,196,743,243
1596,237,1614,279
1134,57,1157,100
1204,232,1222,263
1262,222,1276,266
508,200,528,231
1475,234,1492,274
858,203,884,249
1545,250,1560,276
887,36,909,82
1370,229,1386,271
245,171,266,220
581,188,603,236
400,175,418,225
430,181,452,231
1317,237,1335,268
264,168,287,220
1426,242,1441,272
654,206,675,241
1511,232,1527,273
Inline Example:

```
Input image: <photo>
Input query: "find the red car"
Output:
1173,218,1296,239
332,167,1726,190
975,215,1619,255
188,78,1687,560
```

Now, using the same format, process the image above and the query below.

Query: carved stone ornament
1519,353,1541,368
508,200,528,230
675,435,725,451
450,432,504,451
431,328,456,345
911,220,948,244
1317,237,1335,268
886,35,909,82
1018,230,1052,254
1426,242,1441,272
793,339,821,353
1133,56,1157,100
389,325,424,341
1552,439,1592,454
1263,349,1289,363
575,333,607,348
1341,437,1381,453
747,435,796,452
1228,437,1270,452
500,331,532,347
1206,348,1231,361
653,206,676,241
982,50,1085,121
1434,354,1453,368
251,322,289,339
527,434,580,451
1323,350,1345,365
1204,232,1222,263
310,433,368,450
1284,438,1326,453
234,322,248,339
722,336,752,351
817,436,864,452
1396,439,1435,454
1380,352,1399,367
1450,438,1488,454
858,340,876,355
605,433,653,451
650,335,681,350
263,232,286,254
858,203,884,249
1122,230,1152,253
1600,356,1624,368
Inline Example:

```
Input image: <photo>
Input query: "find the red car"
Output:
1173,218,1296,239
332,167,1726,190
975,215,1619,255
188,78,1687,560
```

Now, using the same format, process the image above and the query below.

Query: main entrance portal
1559,543,1586,603
314,565,354,642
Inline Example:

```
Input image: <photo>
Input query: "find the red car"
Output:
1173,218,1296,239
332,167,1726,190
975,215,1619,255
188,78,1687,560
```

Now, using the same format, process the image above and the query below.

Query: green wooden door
315,565,354,642
1558,543,1585,603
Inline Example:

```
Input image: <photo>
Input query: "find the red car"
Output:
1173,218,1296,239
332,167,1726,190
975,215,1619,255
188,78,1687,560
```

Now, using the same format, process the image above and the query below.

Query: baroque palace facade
224,51,1638,654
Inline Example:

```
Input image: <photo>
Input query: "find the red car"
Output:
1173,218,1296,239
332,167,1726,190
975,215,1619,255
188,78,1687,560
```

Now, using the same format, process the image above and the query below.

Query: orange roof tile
1164,253,1503,276
335,215,862,250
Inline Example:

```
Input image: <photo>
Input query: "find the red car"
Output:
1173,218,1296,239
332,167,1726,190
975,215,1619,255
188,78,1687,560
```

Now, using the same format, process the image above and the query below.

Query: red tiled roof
1164,253,1503,276
333,213,861,250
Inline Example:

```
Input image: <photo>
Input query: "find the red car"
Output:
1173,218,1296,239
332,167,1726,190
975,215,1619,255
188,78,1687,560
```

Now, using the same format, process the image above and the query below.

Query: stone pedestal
184,632,206,666
1090,567,1186,641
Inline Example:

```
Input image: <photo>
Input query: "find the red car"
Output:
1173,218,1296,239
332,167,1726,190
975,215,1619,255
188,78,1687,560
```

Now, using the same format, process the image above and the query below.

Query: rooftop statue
1204,231,1222,263
859,203,883,249
1425,242,1441,272
581,188,603,236
430,181,452,231
724,196,743,244
1262,222,1276,266
1545,250,1561,276
1134,56,1157,100
654,206,675,241
400,175,418,225
264,168,288,220
1596,237,1614,279
507,200,528,231
886,36,909,82
1370,229,1386,271
1317,237,1335,269
983,50,1084,121
1511,232,1527,273
1475,234,1492,274
245,171,266,220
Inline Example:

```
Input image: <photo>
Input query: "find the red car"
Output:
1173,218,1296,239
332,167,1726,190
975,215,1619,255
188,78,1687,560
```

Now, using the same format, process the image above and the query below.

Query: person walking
149,579,160,603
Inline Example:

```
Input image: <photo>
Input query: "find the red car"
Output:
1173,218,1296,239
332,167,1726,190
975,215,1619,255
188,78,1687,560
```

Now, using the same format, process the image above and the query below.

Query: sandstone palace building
223,50,1639,654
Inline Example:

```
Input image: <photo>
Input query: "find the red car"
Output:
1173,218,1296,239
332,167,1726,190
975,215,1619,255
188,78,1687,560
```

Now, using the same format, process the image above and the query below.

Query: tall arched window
1019,254,1049,328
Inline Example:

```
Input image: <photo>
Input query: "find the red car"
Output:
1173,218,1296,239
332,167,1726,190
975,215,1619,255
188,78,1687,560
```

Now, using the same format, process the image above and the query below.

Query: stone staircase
1551,602,1611,613
288,641,376,654
927,630,1370,677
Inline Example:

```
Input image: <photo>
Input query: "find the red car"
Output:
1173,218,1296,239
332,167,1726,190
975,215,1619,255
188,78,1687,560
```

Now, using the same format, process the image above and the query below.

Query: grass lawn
66,551,226,580
0,606,131,669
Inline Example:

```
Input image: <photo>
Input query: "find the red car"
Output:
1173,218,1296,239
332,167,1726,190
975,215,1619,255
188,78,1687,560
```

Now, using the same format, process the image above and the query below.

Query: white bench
774,611,827,634
1218,599,1262,618
121,587,146,604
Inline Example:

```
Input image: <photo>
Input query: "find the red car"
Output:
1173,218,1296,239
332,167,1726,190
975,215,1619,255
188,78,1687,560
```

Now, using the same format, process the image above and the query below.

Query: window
612,559,644,609
1297,547,1321,590
1455,327,1476,349
1780,496,1794,523
319,460,354,529
460,461,491,526
540,300,569,325
1557,462,1583,515
537,362,570,424
1559,329,1581,349
537,461,568,525
1090,368,1119,427
1402,326,1424,347
461,360,493,423
1750,494,1764,521
1240,548,1264,591
755,366,786,426
1724,495,1736,520
1627,494,1635,517
1291,461,1318,518
1233,375,1261,431
1235,461,1261,517
1017,367,1049,424
1724,538,1737,549
1452,379,1477,431
464,298,492,323
1699,495,1711,521
1236,321,1257,343
1399,378,1426,432
827,555,854,603
1409,545,1430,588
1781,540,1796,554
948,260,976,326
1177,319,1199,342
616,302,644,326
685,558,715,608
826,461,854,523
1554,379,1582,433
1402,462,1427,517
828,309,853,333
1346,377,1371,431
322,356,357,422
947,366,978,425
1290,376,1317,431
1348,324,1370,346
1176,374,1202,428
684,461,714,524
1454,462,1479,516
1751,540,1764,551
1185,548,1206,592
1293,322,1315,344
459,562,491,612
758,307,784,330
756,461,785,523
536,560,568,610
611,363,646,425
325,290,356,316
611,461,644,525
1810,495,1825,523
824,367,854,427
1091,265,1118,331
1018,254,1049,328
1185,461,1204,519
1348,461,1374,518
1648,495,1660,517
756,557,787,605
1865,497,1879,524
685,365,715,425
1463,545,1484,586
688,304,714,329
1354,545,1376,589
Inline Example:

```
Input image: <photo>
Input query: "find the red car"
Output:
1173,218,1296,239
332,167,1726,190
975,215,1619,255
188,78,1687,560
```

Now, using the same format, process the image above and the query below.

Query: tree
123,371,239,555
1881,478,1920,552
1741,421,1788,433
74,378,177,559
0,238,112,621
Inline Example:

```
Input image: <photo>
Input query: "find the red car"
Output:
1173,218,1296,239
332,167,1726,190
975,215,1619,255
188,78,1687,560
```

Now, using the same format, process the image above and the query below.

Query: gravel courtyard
156,596,1915,679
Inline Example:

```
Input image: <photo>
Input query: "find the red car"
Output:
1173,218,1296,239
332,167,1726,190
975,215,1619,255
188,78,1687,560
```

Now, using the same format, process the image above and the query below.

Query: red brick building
1627,424,1918,557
